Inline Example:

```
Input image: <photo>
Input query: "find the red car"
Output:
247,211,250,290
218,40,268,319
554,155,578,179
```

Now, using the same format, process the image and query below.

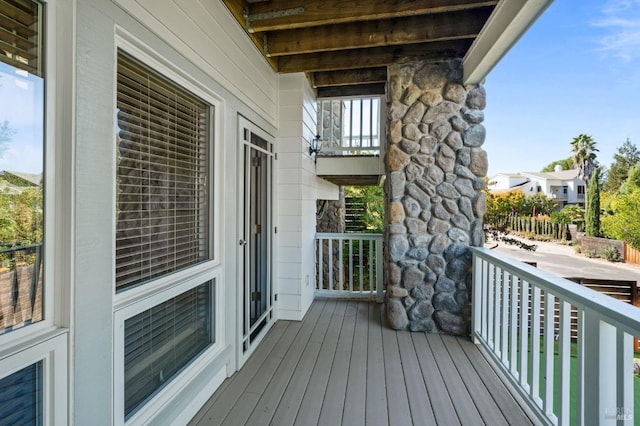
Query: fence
472,248,639,425
624,243,640,265
0,243,43,334
315,233,383,301
508,215,570,240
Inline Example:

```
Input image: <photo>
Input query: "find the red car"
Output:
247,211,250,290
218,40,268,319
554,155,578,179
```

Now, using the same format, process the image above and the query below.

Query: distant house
488,168,585,207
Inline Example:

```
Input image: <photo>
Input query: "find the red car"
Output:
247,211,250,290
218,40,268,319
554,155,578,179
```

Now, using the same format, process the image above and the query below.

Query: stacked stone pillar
385,60,488,334
317,188,345,289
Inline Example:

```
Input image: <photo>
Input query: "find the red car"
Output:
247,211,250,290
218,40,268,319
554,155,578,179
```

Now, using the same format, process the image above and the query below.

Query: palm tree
571,134,598,187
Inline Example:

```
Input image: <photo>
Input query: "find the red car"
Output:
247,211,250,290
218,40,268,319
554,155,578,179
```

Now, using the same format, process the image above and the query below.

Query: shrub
600,246,620,262
573,244,582,253
583,248,598,258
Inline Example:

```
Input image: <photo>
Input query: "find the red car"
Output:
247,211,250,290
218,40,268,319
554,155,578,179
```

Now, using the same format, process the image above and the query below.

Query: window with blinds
124,281,213,419
0,362,42,425
116,50,211,291
0,0,42,76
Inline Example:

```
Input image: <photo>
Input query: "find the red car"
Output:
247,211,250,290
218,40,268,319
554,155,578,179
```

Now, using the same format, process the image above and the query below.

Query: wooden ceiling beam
221,0,277,70
317,83,387,98
266,8,492,57
247,0,497,32
313,68,388,88
278,40,473,74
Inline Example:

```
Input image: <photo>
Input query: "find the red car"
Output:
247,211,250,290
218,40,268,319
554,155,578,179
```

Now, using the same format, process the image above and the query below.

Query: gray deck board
395,331,436,425
244,300,327,426
381,316,412,426
191,299,539,426
270,300,337,425
441,334,508,426
365,303,388,426
341,300,369,426
411,333,461,426
457,337,535,425
294,299,347,426
428,334,482,425
316,300,357,425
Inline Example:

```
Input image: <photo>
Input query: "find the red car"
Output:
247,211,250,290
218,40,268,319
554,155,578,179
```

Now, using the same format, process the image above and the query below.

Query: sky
0,61,44,175
484,0,640,177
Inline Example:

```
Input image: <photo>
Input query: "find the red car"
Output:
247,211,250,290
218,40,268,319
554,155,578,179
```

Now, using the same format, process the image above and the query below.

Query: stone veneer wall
317,188,345,288
385,60,488,334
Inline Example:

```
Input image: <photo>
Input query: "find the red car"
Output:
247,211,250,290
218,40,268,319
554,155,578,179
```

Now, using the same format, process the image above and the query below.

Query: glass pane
124,281,213,419
0,362,43,425
0,0,45,335
115,51,210,291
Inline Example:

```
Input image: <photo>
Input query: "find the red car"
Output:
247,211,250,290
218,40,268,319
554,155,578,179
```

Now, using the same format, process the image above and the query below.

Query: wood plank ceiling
222,0,497,98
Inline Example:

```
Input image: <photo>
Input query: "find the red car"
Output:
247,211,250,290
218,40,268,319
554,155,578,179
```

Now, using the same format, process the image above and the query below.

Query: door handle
239,239,247,246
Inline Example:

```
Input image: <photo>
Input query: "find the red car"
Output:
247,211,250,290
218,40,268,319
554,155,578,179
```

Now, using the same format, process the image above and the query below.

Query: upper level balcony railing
0,243,43,334
472,248,639,425
317,97,383,158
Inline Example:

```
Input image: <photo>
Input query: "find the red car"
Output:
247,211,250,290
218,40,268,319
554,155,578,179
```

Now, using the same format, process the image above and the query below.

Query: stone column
317,188,345,289
385,60,488,334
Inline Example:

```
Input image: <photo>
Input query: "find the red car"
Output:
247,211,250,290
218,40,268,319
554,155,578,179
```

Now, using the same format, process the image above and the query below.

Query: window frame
0,1,73,423
112,32,225,426
113,33,223,309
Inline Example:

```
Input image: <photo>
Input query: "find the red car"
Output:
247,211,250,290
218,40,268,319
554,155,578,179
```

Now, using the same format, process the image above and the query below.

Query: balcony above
315,154,384,186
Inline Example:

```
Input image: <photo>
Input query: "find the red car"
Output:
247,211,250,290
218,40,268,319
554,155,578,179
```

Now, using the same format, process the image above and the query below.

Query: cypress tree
585,169,600,237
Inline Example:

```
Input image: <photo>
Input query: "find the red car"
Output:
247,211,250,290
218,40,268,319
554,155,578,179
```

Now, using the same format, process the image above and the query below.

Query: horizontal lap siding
113,0,277,124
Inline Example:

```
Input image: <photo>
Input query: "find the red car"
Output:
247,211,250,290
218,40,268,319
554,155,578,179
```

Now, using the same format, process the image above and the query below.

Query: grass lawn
522,340,640,424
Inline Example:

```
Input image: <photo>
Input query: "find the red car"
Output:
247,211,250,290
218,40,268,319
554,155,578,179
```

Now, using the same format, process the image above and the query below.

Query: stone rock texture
385,59,486,335
317,189,345,289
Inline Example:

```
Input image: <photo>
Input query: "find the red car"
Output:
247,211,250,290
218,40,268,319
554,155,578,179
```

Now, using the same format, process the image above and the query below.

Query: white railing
472,248,639,425
315,233,383,302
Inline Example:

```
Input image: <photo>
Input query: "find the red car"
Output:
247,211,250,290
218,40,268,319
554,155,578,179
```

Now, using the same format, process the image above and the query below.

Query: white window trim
113,28,224,305
0,0,74,424
114,268,225,426
111,30,226,426
0,331,68,426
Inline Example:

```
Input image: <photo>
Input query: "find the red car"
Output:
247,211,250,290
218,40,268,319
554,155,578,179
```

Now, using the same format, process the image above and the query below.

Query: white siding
72,0,278,424
112,0,278,124
276,74,339,321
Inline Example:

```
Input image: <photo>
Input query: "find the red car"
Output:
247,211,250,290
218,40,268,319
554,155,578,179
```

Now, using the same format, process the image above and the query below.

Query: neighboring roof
522,169,579,181
0,171,42,187
489,173,525,179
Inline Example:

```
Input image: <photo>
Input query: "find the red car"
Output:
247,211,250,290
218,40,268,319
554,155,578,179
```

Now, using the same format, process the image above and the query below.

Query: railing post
472,254,482,344
318,237,323,291
375,237,383,303
617,329,634,426
582,310,617,425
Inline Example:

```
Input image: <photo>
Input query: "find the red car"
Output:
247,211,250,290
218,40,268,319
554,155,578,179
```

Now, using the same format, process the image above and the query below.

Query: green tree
570,134,599,187
0,185,43,244
585,169,600,237
603,138,639,192
344,184,384,233
0,120,15,158
618,163,640,194
541,157,573,172
602,189,640,249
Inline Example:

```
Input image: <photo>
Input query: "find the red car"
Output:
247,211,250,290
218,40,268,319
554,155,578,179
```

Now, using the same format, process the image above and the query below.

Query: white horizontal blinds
0,0,41,76
116,51,210,291
123,281,213,418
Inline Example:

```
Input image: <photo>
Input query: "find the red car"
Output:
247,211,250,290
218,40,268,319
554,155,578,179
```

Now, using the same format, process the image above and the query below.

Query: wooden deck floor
190,298,538,426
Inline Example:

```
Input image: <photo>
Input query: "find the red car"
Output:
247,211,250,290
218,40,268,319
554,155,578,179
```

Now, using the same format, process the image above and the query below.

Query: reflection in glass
0,18,45,334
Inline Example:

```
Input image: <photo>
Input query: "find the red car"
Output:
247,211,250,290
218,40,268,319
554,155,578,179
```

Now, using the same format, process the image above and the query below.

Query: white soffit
463,0,554,84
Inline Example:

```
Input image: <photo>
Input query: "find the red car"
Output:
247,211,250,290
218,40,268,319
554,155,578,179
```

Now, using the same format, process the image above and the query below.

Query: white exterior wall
277,74,338,321
71,0,280,424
